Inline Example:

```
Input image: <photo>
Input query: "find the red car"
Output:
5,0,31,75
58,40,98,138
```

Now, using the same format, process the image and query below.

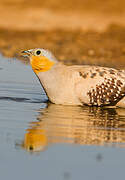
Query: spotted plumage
81,66,125,106
87,79,124,106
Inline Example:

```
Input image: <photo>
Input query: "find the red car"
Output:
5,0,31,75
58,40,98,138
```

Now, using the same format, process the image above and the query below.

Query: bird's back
73,65,125,106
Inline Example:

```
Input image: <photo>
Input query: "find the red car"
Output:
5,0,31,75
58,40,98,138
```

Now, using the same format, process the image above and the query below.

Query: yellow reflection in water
22,104,125,152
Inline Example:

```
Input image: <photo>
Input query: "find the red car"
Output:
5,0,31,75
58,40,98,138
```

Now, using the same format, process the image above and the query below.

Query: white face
22,48,57,62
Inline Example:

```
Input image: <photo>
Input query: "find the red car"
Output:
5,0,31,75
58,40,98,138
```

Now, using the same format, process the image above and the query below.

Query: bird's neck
36,63,65,100
36,62,63,85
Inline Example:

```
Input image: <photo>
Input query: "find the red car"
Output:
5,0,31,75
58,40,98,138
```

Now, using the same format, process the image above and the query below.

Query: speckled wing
75,66,125,106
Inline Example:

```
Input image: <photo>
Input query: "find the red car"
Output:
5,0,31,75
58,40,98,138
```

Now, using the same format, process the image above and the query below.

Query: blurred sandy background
1,0,125,68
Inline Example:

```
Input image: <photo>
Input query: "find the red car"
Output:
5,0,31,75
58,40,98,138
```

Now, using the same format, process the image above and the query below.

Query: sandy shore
1,6,125,31
1,0,125,68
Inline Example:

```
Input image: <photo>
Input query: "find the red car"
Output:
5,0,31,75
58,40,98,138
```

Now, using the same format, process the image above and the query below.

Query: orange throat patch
30,56,55,74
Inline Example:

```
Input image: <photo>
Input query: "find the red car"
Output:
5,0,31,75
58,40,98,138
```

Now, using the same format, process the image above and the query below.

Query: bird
21,48,125,108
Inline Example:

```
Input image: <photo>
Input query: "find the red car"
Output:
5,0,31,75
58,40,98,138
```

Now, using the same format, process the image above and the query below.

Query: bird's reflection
21,104,125,152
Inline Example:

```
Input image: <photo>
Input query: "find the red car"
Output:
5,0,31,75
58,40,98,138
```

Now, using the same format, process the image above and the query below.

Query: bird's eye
36,50,41,55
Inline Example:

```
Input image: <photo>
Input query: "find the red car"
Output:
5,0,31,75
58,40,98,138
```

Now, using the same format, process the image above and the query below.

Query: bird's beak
21,50,29,53
21,50,32,57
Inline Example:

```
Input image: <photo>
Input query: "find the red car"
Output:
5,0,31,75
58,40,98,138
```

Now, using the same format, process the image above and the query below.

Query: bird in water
22,48,125,108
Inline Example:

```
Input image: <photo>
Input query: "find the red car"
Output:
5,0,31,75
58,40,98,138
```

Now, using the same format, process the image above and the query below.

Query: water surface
0,55,125,180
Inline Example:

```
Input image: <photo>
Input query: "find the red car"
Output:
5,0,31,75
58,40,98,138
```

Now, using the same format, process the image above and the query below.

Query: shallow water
1,55,125,180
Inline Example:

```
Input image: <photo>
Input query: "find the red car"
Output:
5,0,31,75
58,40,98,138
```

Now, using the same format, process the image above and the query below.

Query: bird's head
21,48,57,74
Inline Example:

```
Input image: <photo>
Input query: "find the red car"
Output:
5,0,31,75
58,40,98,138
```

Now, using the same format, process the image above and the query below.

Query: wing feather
75,66,125,106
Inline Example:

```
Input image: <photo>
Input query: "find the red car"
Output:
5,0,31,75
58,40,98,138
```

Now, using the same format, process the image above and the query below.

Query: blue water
0,55,125,180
